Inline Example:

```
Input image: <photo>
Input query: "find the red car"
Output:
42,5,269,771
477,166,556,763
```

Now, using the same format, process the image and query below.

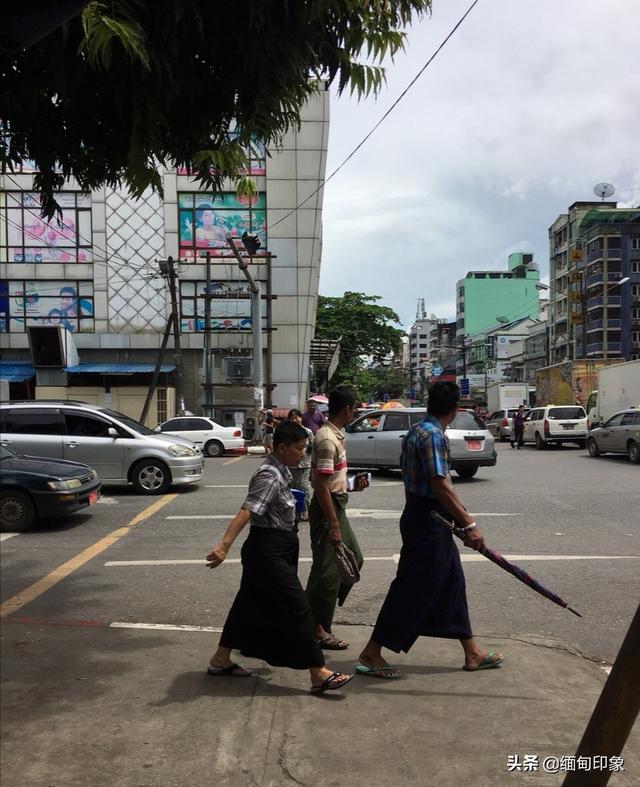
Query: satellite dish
593,182,615,201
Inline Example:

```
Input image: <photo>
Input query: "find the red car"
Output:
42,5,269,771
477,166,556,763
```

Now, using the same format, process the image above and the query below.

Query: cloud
319,0,640,328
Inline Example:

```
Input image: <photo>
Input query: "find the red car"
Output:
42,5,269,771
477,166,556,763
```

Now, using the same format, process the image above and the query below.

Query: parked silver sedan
587,408,640,463
345,407,496,478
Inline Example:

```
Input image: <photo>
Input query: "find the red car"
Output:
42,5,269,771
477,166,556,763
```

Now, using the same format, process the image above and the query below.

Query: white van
522,405,588,449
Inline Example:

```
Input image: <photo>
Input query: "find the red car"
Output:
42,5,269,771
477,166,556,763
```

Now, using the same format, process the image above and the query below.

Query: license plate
466,440,482,451
88,491,99,505
562,424,576,430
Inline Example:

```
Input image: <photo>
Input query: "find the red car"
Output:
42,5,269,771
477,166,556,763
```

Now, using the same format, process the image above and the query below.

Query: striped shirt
311,421,348,493
401,414,451,498
241,454,296,530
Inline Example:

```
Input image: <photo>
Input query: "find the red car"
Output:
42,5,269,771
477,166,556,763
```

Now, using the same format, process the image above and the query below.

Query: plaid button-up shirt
401,414,450,498
242,454,296,530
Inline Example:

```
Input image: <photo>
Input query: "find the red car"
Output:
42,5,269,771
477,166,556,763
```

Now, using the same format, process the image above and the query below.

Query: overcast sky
318,0,640,330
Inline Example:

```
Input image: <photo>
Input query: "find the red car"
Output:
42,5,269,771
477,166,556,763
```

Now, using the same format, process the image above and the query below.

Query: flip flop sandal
207,663,254,677
317,635,349,650
463,652,504,672
310,672,354,694
355,663,401,680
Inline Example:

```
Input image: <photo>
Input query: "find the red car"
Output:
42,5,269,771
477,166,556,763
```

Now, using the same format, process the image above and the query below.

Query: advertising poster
178,192,266,259
4,280,94,332
2,192,92,263
180,280,264,332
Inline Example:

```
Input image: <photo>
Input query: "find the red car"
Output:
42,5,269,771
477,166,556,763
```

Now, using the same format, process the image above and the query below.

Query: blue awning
65,363,175,374
0,362,36,383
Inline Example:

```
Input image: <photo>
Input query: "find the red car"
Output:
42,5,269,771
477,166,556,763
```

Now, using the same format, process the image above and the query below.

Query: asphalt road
2,443,639,664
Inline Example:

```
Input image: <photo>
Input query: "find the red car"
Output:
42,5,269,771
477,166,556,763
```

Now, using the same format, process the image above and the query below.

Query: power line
267,0,482,232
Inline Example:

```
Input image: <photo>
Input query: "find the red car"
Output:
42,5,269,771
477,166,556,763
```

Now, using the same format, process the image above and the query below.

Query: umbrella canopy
381,400,405,409
432,512,582,617
309,394,328,404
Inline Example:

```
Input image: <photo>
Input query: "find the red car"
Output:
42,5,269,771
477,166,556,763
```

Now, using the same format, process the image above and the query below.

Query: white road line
105,555,640,567
0,533,20,543
166,511,523,520
205,485,248,488
222,456,244,466
110,621,222,633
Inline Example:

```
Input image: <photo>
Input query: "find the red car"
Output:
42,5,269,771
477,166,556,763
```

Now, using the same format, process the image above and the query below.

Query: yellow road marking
222,456,244,466
0,494,177,618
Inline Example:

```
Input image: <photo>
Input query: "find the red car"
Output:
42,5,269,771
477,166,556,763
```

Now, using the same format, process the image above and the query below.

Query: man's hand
354,472,370,492
463,527,485,553
206,542,228,568
328,525,342,546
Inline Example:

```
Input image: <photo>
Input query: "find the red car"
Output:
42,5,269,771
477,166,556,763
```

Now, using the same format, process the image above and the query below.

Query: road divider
0,493,178,618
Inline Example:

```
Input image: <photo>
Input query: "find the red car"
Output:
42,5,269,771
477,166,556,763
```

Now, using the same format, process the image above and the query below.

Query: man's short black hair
288,408,303,419
328,385,357,416
274,421,308,447
427,381,460,416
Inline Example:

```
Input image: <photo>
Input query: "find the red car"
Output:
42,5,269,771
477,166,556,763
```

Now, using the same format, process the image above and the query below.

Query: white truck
486,382,529,414
586,360,640,428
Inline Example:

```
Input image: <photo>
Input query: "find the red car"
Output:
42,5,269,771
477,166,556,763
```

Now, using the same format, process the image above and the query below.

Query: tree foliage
1,0,431,217
315,291,404,389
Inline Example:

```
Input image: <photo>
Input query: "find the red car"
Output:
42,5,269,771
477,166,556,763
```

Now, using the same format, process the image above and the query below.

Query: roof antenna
593,182,615,202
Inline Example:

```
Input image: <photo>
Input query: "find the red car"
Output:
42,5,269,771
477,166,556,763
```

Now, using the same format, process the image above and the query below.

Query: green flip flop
355,663,401,680
463,651,504,672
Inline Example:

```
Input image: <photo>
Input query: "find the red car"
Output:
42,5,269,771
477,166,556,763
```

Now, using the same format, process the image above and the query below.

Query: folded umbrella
432,511,582,617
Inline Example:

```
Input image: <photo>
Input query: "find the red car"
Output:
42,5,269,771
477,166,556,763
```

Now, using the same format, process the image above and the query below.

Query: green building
456,253,541,341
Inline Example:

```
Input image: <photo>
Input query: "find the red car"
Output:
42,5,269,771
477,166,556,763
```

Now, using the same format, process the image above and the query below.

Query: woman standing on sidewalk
287,408,313,521
206,421,353,694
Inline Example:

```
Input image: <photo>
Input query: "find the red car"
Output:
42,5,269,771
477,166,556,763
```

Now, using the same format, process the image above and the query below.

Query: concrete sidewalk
1,622,637,787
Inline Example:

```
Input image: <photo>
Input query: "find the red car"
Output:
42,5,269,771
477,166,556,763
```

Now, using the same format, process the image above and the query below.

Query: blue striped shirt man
401,414,451,498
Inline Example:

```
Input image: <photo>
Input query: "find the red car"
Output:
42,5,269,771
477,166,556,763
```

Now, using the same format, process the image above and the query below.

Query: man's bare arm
431,476,485,552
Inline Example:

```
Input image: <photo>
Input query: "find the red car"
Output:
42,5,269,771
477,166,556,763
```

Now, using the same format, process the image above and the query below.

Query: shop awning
0,362,36,382
65,363,175,374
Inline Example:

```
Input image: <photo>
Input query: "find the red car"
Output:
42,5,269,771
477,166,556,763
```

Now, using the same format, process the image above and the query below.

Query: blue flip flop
355,663,401,680
463,651,504,672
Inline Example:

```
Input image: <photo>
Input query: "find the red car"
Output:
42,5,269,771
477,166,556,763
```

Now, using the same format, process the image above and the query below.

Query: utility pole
226,234,263,441
202,251,213,416
139,256,184,422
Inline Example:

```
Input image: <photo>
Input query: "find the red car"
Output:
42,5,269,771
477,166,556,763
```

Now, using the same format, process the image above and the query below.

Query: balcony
588,341,622,355
586,319,622,332
586,295,621,310
586,272,621,288
586,342,602,354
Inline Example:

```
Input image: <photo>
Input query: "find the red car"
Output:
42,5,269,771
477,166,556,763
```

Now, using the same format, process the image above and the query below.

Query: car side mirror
107,427,119,438
154,425,161,432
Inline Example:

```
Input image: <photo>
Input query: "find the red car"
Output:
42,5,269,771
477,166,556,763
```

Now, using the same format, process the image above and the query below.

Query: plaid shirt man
242,454,296,531
401,414,451,497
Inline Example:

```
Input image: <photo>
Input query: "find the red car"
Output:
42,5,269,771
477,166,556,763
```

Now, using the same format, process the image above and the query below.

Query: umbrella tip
567,606,582,618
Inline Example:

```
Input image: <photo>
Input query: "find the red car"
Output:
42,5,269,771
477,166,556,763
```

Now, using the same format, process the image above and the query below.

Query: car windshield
0,445,16,460
548,407,585,420
98,408,156,435
449,411,485,431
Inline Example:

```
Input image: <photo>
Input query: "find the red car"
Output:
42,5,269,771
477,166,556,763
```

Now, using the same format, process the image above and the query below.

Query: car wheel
130,460,171,495
535,433,546,450
587,438,601,457
204,440,224,458
455,466,478,479
628,440,640,464
496,428,503,442
0,490,36,531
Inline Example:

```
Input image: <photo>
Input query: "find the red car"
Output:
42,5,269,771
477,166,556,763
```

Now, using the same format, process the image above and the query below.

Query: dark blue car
0,445,101,531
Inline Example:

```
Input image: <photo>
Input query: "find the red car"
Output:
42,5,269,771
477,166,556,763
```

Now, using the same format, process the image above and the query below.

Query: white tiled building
0,89,329,425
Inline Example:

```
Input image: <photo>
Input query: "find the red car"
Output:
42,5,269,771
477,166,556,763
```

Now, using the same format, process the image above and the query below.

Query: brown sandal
318,634,349,650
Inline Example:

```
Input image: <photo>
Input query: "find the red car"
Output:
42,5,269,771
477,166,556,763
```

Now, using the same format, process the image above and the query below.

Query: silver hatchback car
587,408,640,463
345,407,496,479
0,401,204,494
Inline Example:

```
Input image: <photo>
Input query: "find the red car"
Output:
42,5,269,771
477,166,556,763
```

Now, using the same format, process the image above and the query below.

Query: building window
176,136,266,177
631,236,640,250
178,192,266,261
156,388,167,424
1,192,92,263
0,279,94,332
179,280,265,332
632,261,640,274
